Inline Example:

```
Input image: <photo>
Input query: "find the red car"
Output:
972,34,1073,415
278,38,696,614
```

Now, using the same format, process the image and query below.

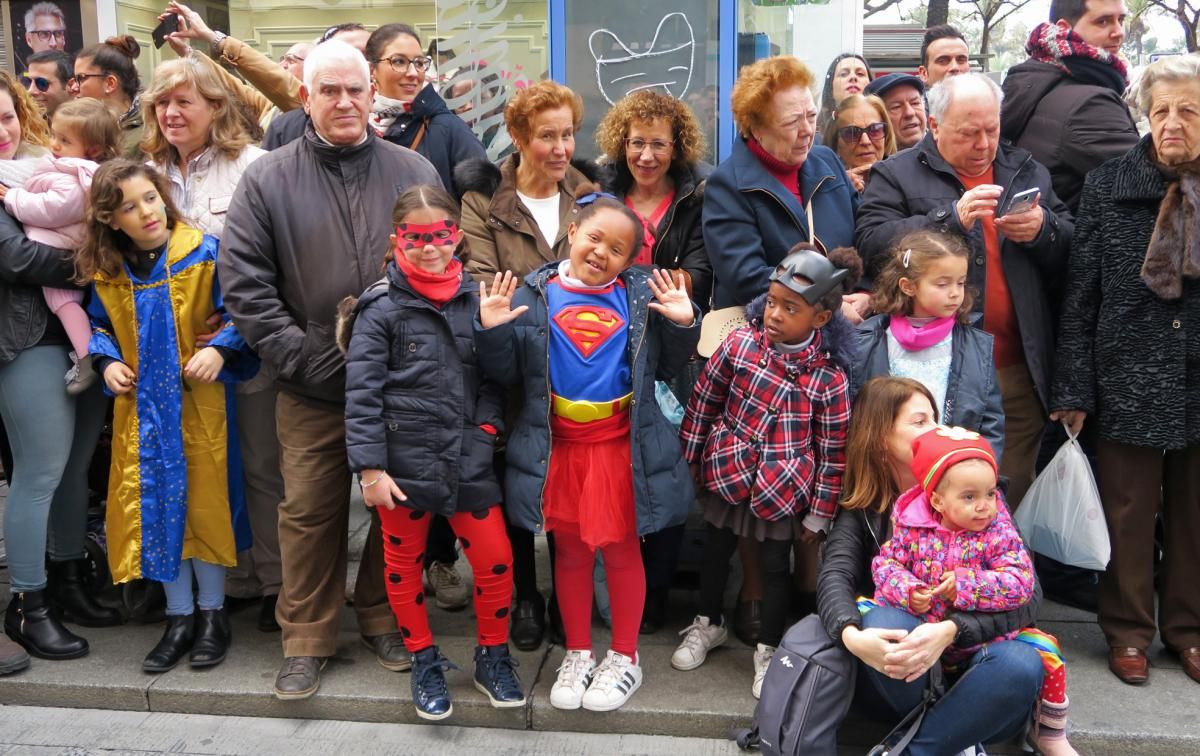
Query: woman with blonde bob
824,94,897,194
142,56,280,631
141,56,264,237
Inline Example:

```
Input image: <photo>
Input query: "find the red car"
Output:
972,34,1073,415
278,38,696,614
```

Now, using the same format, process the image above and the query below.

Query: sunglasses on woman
838,122,887,144
21,72,52,92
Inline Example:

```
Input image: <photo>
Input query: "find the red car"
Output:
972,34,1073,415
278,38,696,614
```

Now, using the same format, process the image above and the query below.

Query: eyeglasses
71,72,108,86
280,53,306,66
838,122,887,144
29,29,67,43
625,138,674,156
21,73,52,92
377,55,432,74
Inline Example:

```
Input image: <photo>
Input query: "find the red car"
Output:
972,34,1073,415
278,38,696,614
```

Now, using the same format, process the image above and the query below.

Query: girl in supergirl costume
340,185,522,721
79,160,256,673
475,188,700,713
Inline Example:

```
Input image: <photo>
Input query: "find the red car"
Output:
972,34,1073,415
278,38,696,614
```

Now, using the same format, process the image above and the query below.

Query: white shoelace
556,652,593,688
589,654,634,693
678,620,712,654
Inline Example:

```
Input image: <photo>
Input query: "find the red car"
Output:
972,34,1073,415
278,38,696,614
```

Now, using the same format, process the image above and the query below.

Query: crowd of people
0,0,1197,751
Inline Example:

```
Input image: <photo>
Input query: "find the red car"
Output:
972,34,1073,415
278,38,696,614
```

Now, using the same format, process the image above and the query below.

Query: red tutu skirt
543,411,635,549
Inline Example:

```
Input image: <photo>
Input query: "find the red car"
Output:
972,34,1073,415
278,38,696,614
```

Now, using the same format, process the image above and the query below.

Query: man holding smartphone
856,73,1075,511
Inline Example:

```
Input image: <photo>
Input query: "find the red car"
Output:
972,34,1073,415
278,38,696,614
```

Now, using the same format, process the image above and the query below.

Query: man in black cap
864,73,927,150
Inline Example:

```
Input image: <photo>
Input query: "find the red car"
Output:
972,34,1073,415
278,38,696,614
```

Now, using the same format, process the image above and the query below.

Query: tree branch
864,0,907,17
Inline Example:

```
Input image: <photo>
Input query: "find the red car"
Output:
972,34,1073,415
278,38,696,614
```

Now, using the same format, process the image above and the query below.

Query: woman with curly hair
595,90,712,310
594,90,712,632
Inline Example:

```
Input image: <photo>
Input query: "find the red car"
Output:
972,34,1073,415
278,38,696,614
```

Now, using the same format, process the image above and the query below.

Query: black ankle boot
189,608,230,668
143,614,195,673
4,590,89,660
48,560,123,627
510,596,546,652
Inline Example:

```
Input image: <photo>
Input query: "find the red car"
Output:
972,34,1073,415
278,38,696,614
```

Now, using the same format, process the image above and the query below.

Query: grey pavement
0,482,1197,754
0,704,743,755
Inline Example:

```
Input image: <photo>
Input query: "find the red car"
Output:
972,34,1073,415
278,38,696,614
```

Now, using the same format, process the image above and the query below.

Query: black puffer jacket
1052,136,1200,449
342,262,504,514
855,135,1075,408
598,160,713,312
0,206,75,364
263,85,486,195
1000,59,1140,214
817,504,1043,648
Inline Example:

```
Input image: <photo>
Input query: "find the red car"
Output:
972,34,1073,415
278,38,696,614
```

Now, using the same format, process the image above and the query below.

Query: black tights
698,523,792,647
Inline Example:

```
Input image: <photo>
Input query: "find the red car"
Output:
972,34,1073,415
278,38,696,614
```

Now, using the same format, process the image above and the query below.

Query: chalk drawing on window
588,12,695,105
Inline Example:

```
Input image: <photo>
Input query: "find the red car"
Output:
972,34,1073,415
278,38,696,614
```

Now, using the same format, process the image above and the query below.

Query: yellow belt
551,392,632,423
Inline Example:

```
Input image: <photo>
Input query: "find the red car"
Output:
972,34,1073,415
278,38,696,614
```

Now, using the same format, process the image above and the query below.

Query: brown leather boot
0,633,30,675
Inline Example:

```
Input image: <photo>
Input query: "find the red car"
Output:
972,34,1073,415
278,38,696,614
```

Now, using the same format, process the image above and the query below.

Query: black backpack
732,614,857,755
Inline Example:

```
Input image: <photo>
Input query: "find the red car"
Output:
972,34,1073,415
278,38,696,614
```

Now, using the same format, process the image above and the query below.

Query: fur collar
1142,148,1200,300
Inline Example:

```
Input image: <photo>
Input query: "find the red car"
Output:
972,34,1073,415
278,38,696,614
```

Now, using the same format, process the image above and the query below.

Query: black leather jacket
0,206,76,365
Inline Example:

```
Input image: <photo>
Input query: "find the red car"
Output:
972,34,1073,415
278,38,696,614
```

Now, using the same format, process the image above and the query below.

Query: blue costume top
546,277,632,402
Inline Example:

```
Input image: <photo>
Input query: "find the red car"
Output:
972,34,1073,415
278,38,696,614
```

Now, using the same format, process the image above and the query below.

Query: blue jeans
857,606,1043,756
0,345,106,593
162,559,227,616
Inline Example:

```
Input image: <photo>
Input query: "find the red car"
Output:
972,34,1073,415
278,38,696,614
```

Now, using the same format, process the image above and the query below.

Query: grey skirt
700,489,802,543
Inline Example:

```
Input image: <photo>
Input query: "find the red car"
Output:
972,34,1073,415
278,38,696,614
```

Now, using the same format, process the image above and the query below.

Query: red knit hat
911,426,999,495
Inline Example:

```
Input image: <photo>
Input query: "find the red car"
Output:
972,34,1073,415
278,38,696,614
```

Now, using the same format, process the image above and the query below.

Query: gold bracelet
360,472,385,489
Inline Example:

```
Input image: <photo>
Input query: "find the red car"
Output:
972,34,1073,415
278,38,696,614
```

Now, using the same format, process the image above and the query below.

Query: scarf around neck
1142,154,1200,300
395,254,463,308
1025,21,1128,95
889,315,955,350
369,92,413,136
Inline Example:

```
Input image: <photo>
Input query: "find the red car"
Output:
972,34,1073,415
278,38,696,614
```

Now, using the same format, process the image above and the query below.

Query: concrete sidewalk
0,481,1195,754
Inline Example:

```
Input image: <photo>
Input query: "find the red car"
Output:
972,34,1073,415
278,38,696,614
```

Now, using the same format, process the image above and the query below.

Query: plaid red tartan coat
680,325,851,523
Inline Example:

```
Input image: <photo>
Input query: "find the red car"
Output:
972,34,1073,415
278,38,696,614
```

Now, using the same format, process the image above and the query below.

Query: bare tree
1124,0,1155,63
958,0,1036,70
865,0,908,17
1149,0,1199,51
928,0,952,27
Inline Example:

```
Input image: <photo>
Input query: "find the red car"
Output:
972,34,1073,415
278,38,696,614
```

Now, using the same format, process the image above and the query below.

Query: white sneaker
426,560,470,610
752,643,774,699
671,615,727,671
581,649,643,712
549,649,596,710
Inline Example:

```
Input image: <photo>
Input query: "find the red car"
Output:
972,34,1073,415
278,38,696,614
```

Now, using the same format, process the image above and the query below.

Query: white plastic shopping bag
1013,423,1110,570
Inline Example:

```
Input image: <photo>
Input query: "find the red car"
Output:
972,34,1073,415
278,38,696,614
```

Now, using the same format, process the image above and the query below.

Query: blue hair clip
576,191,619,206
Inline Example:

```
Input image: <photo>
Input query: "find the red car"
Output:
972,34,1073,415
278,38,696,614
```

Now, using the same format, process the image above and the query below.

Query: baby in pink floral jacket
870,426,1076,755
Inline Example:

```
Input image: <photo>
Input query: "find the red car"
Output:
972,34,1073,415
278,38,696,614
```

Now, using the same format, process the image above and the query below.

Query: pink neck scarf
888,315,955,351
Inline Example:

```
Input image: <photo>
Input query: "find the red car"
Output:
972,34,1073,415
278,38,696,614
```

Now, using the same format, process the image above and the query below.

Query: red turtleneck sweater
747,137,804,208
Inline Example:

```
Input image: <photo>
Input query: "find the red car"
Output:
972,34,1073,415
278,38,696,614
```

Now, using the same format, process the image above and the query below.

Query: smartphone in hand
1002,187,1040,217
152,14,179,49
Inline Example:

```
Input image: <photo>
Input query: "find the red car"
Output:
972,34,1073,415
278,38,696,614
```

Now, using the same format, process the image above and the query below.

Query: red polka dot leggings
378,504,513,653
